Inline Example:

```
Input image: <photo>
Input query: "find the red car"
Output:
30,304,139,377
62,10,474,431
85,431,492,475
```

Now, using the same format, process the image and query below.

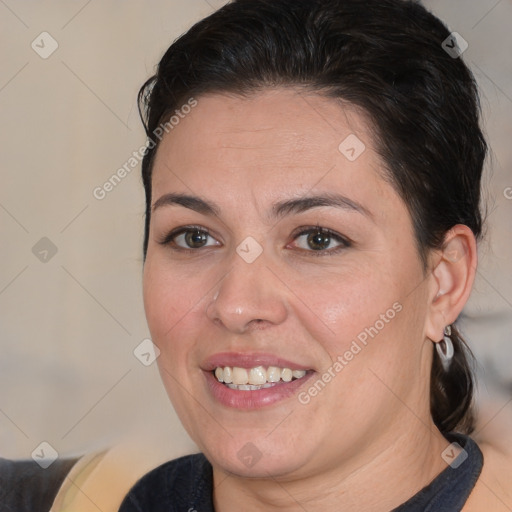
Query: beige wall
0,0,511,460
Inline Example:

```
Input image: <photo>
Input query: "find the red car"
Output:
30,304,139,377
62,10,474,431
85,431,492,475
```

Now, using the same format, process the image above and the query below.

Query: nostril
248,319,268,329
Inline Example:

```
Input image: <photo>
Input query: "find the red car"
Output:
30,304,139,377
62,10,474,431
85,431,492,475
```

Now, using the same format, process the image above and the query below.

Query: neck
213,422,450,512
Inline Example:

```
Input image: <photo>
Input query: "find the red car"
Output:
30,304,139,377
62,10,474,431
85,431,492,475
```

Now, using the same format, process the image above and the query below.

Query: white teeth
226,383,275,390
281,368,293,382
214,365,308,388
248,366,267,385
232,367,249,385
223,366,233,384
267,366,281,382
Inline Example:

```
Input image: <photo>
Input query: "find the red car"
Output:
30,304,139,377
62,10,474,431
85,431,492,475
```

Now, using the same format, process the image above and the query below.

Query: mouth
203,352,314,409
213,365,309,391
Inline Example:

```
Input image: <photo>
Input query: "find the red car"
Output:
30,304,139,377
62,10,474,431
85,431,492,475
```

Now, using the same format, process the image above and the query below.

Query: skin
143,88,484,511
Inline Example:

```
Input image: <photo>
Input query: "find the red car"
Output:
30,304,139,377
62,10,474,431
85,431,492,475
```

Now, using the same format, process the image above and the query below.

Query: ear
424,225,478,343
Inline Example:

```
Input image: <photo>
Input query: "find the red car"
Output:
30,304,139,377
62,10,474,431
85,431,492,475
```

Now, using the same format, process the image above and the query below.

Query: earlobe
425,225,478,342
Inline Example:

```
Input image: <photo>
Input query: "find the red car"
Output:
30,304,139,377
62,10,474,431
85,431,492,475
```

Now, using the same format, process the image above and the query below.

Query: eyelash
158,225,215,253
290,225,351,256
158,224,351,256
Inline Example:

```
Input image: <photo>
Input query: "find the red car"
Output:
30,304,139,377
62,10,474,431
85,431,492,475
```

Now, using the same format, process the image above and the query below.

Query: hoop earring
435,325,454,372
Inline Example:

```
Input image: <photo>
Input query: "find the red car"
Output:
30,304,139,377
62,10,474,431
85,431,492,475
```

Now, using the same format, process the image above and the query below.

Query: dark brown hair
138,0,486,434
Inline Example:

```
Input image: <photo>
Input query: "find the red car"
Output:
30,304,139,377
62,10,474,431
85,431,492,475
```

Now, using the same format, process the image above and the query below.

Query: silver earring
435,325,454,372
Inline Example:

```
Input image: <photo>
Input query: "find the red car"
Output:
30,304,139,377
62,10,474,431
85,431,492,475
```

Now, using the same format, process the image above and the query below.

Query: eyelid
288,225,351,253
158,225,221,248
158,224,350,255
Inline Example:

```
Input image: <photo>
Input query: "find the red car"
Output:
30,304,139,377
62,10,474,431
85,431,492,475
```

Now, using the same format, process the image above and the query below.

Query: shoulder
463,440,512,511
119,453,212,512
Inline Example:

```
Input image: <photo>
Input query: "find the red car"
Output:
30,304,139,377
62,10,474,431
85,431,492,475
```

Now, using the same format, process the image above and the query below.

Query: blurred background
0,0,511,461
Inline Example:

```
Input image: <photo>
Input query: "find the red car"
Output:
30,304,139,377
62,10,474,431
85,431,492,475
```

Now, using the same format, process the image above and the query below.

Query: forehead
156,89,368,160
151,88,398,218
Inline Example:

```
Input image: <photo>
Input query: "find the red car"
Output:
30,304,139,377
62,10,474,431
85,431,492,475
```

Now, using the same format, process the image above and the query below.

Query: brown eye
307,230,332,250
160,226,220,250
184,229,209,248
291,227,350,254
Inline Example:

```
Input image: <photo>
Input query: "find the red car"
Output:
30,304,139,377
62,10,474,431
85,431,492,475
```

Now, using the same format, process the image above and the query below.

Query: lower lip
204,371,314,409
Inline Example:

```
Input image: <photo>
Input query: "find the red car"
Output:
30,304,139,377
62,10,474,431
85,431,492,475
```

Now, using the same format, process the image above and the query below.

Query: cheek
294,262,423,396
316,270,427,403
143,259,203,350
143,270,174,340
292,263,401,350
143,264,203,407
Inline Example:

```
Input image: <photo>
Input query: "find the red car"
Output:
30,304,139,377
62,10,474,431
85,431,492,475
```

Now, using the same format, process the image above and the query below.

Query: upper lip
203,352,312,372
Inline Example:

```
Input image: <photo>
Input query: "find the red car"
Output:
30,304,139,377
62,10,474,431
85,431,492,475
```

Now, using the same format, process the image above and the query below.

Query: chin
199,434,312,479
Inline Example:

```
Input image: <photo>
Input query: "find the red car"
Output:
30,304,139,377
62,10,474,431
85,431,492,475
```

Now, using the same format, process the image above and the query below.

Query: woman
118,0,511,510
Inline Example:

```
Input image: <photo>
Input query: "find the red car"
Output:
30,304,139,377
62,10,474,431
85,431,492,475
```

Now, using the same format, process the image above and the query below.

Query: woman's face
143,88,438,479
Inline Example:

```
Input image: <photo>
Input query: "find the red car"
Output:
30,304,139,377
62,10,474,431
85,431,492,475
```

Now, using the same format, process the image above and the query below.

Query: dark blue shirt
119,433,483,511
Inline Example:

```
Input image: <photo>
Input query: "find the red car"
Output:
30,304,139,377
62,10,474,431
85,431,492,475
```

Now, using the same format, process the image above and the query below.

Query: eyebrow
152,192,373,221
152,193,221,216
272,194,373,220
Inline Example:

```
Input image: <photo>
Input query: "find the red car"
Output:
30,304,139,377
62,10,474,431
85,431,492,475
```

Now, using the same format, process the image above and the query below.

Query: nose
206,255,288,333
